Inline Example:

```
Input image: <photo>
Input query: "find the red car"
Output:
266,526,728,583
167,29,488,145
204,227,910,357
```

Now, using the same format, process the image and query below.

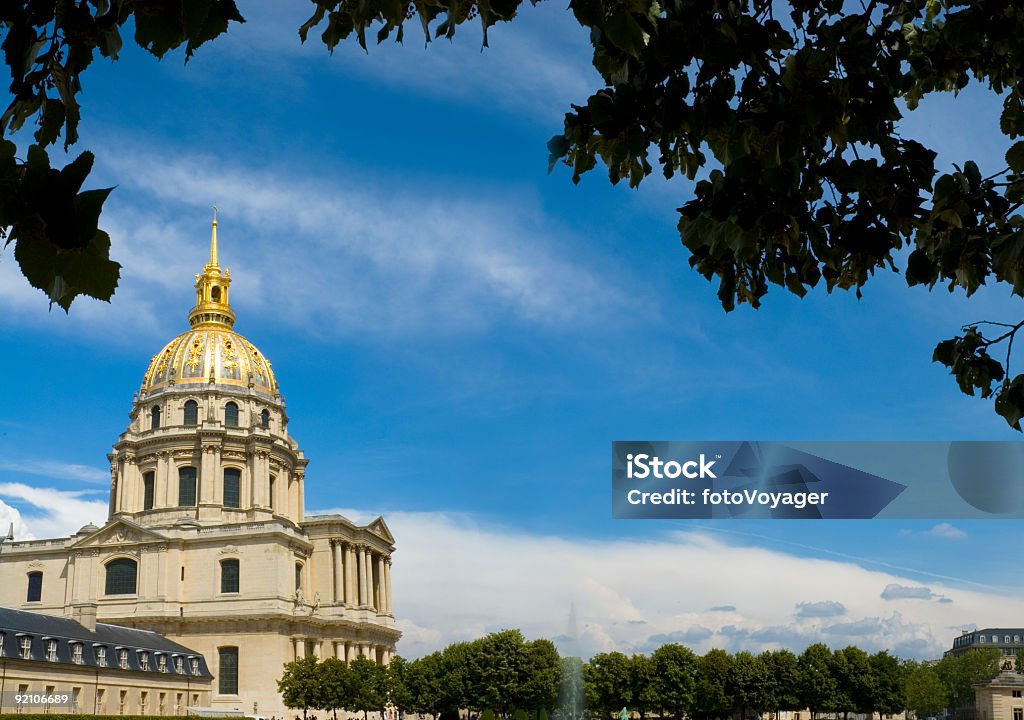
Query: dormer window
190,657,200,675
158,654,168,673
139,651,150,671
174,656,184,674
72,642,83,665
19,636,31,660
118,648,129,669
46,639,57,662
96,645,107,667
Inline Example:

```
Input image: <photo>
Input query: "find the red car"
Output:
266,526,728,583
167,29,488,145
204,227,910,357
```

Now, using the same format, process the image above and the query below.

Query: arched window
260,409,270,429
211,286,221,303
26,572,42,602
220,559,239,593
183,400,198,426
150,405,161,430
178,467,197,507
224,402,239,428
143,471,155,510
105,559,138,595
268,475,276,511
223,468,241,509
295,563,303,592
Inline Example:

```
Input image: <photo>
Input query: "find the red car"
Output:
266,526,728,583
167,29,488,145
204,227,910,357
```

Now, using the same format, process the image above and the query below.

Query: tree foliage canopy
6,0,1024,424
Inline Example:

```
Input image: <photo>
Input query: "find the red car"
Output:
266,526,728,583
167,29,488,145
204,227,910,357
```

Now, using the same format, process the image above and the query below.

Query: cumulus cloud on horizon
795,600,847,619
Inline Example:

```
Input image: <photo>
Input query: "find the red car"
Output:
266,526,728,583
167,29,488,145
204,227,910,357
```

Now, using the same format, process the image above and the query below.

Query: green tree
10,2,1024,426
469,629,530,715
652,643,698,720
350,655,389,720
440,641,475,717
406,652,449,717
388,655,415,711
761,649,801,714
518,639,562,719
904,660,946,719
936,648,1001,713
279,655,322,720
584,651,633,720
693,649,731,720
869,651,906,716
727,650,771,720
319,657,354,720
798,644,840,720
832,647,874,718
629,653,659,720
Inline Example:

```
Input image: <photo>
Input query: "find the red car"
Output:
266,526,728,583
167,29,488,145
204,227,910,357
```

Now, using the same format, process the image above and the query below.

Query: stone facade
0,218,400,715
976,667,1024,720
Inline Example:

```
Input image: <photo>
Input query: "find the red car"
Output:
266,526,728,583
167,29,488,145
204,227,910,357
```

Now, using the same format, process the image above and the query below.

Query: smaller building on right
975,663,1024,720
947,629,1024,658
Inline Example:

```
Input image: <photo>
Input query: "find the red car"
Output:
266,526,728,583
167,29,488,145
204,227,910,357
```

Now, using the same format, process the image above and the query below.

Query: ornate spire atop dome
188,211,236,329
208,205,219,267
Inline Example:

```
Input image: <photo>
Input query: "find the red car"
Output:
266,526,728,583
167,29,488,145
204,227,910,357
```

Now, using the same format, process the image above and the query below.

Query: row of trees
278,632,1006,720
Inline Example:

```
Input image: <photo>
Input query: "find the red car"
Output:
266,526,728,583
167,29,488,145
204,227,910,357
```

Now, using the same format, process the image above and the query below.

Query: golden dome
140,214,278,398
141,326,277,397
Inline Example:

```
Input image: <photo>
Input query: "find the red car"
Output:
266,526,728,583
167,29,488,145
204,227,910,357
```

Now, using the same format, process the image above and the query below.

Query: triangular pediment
365,516,394,544
70,517,168,549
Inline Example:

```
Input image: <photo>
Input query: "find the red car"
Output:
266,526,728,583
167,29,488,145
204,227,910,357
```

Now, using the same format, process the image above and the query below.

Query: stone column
119,453,134,512
363,548,374,610
157,452,171,507
288,473,299,521
332,540,344,604
384,558,393,615
376,555,386,614
357,546,367,607
200,444,217,504
252,450,268,508
108,456,118,516
334,641,344,659
292,638,301,660
345,544,357,606
66,553,78,604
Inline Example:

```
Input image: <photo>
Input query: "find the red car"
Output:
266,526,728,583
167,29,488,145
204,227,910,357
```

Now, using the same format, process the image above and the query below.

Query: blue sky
2,3,1024,660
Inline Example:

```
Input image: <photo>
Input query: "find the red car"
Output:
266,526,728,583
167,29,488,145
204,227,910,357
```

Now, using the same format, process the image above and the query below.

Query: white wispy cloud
0,483,107,541
928,522,968,539
0,459,109,484
1,141,648,342
209,1,599,123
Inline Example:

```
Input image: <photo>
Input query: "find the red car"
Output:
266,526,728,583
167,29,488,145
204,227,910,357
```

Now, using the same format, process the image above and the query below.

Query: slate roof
0,606,211,677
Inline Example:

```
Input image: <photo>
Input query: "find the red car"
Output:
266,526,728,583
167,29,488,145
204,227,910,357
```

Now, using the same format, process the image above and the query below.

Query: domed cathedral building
0,217,401,716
